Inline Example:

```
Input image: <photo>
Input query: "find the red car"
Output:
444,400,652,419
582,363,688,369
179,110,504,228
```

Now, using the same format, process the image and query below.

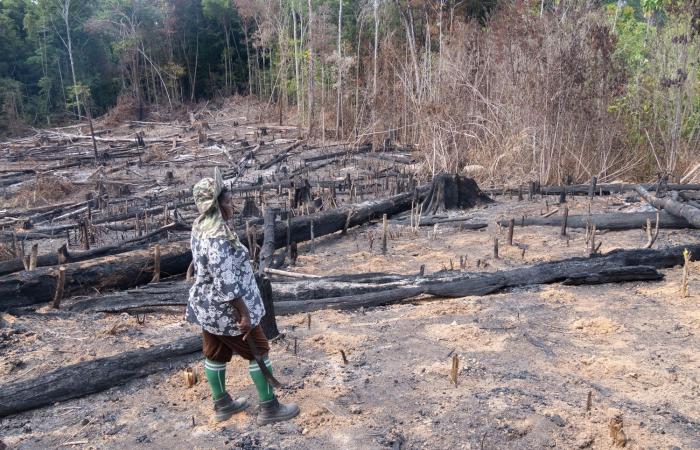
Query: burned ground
0,102,699,449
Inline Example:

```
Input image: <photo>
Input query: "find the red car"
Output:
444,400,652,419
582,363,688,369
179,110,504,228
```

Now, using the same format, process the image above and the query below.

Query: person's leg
201,330,248,421
242,328,275,403
202,330,233,400
203,359,227,400
219,326,299,425
248,356,274,401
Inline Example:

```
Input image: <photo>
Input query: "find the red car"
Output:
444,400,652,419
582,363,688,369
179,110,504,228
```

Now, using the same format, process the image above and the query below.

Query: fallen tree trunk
497,211,692,231
390,214,489,228
2,189,428,309
561,265,663,285
0,241,191,310
301,144,371,163
274,286,425,314
633,186,700,228
66,243,696,315
0,335,201,418
541,183,700,196
0,223,181,277
259,140,303,170
270,186,428,248
4,247,689,417
66,277,422,313
274,265,664,313
486,183,700,196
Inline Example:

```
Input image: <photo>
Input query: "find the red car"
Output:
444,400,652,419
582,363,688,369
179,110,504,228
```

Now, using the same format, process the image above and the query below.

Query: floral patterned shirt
186,233,265,336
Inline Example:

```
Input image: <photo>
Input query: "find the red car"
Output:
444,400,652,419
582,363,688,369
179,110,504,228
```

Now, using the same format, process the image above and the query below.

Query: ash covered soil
1,195,700,449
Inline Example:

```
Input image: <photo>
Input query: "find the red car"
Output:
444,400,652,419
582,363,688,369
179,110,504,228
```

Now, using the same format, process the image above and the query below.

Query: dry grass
0,243,14,262
379,3,628,186
331,3,697,187
10,175,75,208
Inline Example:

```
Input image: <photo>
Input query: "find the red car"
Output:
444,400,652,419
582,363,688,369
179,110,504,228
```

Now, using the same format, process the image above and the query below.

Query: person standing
186,169,299,424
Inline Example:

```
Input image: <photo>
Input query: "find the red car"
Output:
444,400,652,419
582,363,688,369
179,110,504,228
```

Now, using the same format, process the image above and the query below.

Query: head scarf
191,167,243,248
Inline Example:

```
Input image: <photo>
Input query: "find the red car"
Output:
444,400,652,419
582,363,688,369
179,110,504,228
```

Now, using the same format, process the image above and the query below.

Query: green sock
249,356,274,402
204,358,227,401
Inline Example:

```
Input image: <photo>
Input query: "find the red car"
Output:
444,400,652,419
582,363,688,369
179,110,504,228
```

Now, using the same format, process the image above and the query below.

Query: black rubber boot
257,397,300,425
214,393,248,422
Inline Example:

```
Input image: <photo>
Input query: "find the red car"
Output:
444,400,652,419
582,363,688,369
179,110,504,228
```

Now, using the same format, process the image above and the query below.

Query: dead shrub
362,2,632,186
101,93,143,126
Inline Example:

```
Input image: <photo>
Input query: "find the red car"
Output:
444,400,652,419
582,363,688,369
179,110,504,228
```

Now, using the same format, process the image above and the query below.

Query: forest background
1,0,699,185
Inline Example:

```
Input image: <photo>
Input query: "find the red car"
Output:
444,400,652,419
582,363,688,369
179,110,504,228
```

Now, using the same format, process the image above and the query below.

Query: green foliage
0,0,251,132
608,0,700,174
0,0,697,181
610,4,651,70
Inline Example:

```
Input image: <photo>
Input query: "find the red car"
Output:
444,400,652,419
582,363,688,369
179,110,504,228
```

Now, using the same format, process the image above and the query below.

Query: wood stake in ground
310,220,316,253
52,267,66,309
586,390,592,412
681,248,691,298
29,243,38,270
609,414,627,447
588,223,598,256
507,218,515,246
644,212,660,249
451,354,459,386
150,244,161,283
381,213,388,254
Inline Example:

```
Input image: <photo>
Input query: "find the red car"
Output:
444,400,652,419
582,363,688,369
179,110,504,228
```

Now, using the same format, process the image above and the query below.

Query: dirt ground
1,194,699,449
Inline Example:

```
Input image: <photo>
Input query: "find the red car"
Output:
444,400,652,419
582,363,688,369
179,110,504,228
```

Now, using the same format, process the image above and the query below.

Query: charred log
634,185,700,228
497,211,692,231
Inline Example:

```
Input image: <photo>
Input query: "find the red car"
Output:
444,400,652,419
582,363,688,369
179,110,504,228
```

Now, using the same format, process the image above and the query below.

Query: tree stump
420,174,491,215
256,275,279,339
293,179,313,208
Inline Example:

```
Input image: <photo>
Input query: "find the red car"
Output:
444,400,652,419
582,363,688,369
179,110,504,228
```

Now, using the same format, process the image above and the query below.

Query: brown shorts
202,325,270,363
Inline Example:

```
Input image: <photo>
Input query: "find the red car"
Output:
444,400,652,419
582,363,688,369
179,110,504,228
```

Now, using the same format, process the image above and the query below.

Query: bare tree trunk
292,9,302,117
354,16,363,135
438,0,443,88
85,97,99,162
138,45,173,109
395,1,421,97
223,21,231,93
322,65,326,146
243,23,253,95
307,0,315,135
373,0,379,98
57,59,67,108
276,8,288,122
335,0,343,139
60,0,80,117
255,45,262,98
191,31,199,101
